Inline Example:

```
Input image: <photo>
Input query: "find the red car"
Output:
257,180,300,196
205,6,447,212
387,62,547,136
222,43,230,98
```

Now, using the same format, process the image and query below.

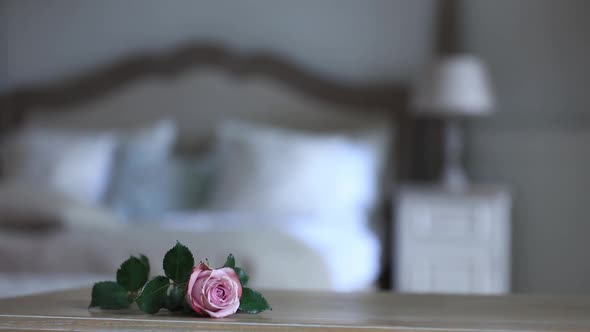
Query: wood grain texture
1,288,589,331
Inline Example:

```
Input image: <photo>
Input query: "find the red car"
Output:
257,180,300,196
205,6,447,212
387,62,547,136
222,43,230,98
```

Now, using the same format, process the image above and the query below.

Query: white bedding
0,185,381,298
160,211,381,291
0,223,335,298
0,66,392,297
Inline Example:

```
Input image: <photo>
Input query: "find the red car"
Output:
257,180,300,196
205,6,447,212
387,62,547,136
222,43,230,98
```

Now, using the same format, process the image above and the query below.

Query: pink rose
186,262,243,318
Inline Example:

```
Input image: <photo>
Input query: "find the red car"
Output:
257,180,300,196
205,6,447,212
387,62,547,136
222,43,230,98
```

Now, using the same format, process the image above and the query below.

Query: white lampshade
412,54,494,116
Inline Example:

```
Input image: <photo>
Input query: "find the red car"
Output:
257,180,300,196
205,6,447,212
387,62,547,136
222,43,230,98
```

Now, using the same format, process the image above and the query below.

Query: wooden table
0,288,589,331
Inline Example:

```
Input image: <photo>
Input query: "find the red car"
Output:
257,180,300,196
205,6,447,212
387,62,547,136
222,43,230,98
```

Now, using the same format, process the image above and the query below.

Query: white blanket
0,186,380,297
161,211,381,291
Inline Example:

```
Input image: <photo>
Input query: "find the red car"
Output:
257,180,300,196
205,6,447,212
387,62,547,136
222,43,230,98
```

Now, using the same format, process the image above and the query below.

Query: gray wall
1,0,589,293
0,0,436,90
461,0,590,293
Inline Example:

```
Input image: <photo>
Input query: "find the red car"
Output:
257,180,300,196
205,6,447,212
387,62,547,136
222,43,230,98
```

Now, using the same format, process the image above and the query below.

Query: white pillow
105,120,179,219
2,127,117,205
208,121,391,214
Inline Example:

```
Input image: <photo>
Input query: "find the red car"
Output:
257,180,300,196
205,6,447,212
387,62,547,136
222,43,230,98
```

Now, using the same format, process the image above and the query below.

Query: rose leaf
136,276,170,314
223,253,236,269
238,288,271,313
89,281,132,309
164,285,185,311
139,254,150,274
116,256,149,292
163,242,195,284
234,267,249,287
182,297,196,314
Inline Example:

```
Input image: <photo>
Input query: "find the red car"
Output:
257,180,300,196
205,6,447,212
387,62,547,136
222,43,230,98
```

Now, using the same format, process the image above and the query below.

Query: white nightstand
394,184,511,294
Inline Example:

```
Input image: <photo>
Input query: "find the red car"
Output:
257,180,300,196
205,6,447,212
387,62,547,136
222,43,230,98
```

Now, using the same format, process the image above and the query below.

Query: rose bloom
186,262,243,318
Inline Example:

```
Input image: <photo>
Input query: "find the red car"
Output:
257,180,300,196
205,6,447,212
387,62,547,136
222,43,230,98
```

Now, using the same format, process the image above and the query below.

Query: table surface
0,288,589,331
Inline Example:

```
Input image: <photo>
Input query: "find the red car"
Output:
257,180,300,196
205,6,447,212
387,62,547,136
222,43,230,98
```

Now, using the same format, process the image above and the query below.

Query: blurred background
0,0,589,298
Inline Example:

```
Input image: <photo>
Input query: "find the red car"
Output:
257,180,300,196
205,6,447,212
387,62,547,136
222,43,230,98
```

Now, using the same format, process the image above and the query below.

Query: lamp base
441,119,468,191
441,161,468,190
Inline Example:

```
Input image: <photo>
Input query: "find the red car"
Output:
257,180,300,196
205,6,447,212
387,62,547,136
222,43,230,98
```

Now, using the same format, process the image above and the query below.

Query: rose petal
219,267,243,298
186,262,214,316
186,264,242,318
205,277,235,309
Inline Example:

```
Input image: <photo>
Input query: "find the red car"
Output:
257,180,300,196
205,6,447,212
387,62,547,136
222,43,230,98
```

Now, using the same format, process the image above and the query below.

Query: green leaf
238,288,271,314
89,281,131,309
139,254,150,274
182,297,195,314
164,285,185,312
223,254,236,269
116,256,149,292
163,242,195,284
136,276,170,314
234,267,249,287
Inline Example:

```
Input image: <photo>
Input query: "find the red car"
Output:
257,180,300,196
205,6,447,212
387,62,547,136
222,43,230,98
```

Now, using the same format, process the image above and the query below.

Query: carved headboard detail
0,42,432,179
0,44,410,118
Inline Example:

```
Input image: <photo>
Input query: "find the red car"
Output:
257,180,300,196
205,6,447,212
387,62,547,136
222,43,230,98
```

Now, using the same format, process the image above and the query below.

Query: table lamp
412,54,494,189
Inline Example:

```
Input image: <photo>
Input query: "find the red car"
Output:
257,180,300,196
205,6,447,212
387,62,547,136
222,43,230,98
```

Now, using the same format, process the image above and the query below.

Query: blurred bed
0,43,420,297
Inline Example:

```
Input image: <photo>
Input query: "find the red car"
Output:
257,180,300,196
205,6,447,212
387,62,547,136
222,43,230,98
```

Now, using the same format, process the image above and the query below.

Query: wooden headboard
0,42,440,180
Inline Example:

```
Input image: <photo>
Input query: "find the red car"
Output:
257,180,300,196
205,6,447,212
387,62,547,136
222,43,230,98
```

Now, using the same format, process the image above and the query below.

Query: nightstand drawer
394,185,512,294
406,201,493,242
397,245,509,294
401,253,498,294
